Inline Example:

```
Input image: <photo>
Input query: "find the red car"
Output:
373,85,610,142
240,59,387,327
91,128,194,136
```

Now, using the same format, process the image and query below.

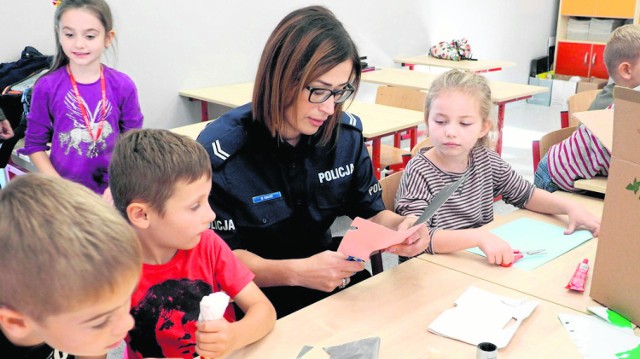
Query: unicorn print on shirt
58,89,114,158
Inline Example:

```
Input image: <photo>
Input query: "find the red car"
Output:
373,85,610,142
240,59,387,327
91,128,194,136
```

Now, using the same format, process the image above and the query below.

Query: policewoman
197,5,430,318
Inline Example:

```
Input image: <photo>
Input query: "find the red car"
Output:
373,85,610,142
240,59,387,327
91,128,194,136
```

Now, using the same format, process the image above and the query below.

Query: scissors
500,249,547,267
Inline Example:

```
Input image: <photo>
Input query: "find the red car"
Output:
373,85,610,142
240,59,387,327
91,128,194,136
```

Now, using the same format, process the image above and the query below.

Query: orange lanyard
67,65,107,142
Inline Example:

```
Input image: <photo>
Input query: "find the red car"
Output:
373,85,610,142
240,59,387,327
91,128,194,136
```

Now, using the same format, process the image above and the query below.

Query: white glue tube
199,291,231,321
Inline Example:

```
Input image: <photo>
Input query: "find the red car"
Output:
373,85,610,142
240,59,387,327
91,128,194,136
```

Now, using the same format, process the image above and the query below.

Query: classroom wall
0,0,559,129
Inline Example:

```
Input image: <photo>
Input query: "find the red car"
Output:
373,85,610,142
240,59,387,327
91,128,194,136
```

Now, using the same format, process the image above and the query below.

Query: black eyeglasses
305,83,355,104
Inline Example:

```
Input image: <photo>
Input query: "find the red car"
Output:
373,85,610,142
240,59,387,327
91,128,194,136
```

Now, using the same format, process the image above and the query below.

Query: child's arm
429,227,515,265
195,282,276,358
524,188,601,236
28,151,60,177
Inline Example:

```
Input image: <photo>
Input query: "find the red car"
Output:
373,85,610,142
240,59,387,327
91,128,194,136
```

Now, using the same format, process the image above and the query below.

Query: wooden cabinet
561,0,635,18
554,0,639,79
555,42,606,78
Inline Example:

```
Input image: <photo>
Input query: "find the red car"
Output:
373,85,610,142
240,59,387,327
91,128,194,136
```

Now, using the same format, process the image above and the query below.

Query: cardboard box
576,77,608,93
526,77,552,106
590,86,640,326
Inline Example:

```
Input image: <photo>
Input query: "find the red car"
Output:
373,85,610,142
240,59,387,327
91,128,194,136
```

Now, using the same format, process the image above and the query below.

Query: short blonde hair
604,24,640,82
425,69,497,148
0,174,141,322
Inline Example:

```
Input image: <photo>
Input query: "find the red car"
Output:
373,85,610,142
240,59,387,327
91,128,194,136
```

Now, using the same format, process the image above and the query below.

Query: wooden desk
416,191,605,314
179,83,424,178
361,68,549,153
574,176,607,194
394,55,515,73
226,259,583,359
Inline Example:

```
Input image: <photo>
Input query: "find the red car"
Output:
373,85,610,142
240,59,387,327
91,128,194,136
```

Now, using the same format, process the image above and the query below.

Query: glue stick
565,258,589,292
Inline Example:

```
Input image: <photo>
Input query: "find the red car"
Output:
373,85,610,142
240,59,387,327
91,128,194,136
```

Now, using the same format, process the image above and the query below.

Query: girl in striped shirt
394,70,600,266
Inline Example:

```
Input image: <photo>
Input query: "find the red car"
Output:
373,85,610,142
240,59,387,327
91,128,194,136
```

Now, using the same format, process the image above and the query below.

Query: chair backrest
568,90,600,126
410,137,434,156
379,171,403,211
375,86,427,112
539,126,578,158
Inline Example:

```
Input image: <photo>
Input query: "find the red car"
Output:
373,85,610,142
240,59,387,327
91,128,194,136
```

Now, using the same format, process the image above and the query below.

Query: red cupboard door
556,42,591,77
589,44,608,79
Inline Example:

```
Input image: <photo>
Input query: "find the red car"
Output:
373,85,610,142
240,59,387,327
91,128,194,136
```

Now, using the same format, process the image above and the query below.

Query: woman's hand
293,250,365,292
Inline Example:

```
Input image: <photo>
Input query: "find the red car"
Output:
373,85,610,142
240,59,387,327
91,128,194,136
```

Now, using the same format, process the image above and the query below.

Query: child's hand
196,319,236,359
102,187,114,206
0,119,14,140
565,207,600,237
477,233,514,265
385,216,431,257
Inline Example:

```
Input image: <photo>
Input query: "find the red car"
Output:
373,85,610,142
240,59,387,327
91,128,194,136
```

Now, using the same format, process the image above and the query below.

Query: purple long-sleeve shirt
21,65,143,194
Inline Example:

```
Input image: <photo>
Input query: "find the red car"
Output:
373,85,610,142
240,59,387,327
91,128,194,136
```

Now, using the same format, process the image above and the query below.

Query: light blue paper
466,218,593,270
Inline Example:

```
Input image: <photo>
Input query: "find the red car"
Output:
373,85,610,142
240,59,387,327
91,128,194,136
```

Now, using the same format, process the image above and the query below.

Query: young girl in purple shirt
22,0,143,195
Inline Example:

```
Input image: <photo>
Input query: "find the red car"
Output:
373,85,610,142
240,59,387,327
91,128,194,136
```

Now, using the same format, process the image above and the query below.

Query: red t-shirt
127,229,254,359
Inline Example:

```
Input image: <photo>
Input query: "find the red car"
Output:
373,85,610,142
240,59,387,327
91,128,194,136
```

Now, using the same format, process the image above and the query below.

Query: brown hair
109,129,212,218
0,174,141,321
252,5,361,146
425,69,497,148
50,0,115,72
604,24,640,82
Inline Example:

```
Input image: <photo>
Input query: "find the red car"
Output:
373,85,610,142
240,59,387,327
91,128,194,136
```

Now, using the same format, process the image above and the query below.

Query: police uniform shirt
197,104,385,316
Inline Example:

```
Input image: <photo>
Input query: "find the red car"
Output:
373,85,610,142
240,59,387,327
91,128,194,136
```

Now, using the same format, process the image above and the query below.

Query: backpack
429,38,474,61
0,46,52,168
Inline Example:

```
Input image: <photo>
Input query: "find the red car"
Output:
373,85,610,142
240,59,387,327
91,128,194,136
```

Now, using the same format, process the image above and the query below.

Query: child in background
21,0,143,195
535,24,640,192
395,69,600,266
109,129,275,359
0,174,142,359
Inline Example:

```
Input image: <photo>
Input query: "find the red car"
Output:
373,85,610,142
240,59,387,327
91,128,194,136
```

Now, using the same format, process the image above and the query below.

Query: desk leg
496,103,505,155
494,96,533,155
200,100,209,122
401,63,415,71
409,126,418,149
371,139,382,180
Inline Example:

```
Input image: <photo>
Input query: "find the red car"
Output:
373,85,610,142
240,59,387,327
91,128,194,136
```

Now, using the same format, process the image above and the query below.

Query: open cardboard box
590,86,640,326
554,74,608,93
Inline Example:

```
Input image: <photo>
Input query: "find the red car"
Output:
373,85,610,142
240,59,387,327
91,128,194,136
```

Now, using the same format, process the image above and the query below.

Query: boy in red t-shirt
109,129,275,359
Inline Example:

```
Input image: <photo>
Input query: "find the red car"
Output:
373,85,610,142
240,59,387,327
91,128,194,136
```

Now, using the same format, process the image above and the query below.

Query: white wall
0,0,559,129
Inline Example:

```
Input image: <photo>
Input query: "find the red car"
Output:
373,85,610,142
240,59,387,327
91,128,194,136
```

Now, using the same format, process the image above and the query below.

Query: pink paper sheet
337,217,422,261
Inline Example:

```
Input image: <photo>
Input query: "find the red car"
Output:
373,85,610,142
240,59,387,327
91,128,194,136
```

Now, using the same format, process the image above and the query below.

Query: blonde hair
109,129,212,218
604,24,640,82
425,69,497,148
0,174,141,322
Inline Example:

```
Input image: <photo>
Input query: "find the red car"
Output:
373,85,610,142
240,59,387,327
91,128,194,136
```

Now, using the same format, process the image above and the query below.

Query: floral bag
429,38,474,61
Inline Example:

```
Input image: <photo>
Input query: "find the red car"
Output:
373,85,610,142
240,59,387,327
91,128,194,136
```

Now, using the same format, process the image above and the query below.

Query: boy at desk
109,129,275,359
535,24,640,192
0,174,142,359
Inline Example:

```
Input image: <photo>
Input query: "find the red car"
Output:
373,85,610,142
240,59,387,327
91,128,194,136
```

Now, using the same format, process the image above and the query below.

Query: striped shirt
546,82,613,192
395,145,535,254
547,124,610,192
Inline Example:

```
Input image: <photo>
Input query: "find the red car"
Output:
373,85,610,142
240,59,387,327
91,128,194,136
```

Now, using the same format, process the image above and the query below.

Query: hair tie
52,0,62,7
